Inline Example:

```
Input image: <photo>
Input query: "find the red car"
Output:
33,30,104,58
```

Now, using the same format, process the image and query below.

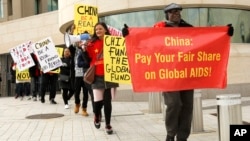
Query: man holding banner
153,4,194,141
122,3,234,141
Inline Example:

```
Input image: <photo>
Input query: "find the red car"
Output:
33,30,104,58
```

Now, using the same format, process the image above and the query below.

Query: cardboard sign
104,35,131,84
74,4,98,35
32,37,62,73
10,41,35,71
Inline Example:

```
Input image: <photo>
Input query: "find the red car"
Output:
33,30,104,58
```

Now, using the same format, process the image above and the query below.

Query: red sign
125,27,230,92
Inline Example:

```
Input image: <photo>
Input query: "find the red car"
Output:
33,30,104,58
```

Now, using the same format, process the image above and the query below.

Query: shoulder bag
59,74,69,82
83,48,103,84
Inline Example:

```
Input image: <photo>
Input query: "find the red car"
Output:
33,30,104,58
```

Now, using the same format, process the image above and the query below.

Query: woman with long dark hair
59,48,74,109
85,22,118,134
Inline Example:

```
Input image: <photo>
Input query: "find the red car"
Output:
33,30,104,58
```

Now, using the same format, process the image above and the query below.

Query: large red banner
125,27,230,92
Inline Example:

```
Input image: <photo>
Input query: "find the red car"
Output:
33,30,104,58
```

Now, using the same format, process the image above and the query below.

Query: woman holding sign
84,22,119,135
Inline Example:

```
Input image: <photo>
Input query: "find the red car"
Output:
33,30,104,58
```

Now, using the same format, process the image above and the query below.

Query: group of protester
9,2,234,140
10,21,118,135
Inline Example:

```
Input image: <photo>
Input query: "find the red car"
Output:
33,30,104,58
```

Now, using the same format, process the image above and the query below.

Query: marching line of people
9,2,235,139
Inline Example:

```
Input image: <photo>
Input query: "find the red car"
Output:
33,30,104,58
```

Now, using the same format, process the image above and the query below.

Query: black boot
166,135,175,141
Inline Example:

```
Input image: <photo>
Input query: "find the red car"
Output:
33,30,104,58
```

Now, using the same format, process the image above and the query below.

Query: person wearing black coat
29,53,41,101
59,48,74,109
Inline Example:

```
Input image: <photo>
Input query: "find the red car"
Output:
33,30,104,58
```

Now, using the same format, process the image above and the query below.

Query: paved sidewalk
0,95,250,141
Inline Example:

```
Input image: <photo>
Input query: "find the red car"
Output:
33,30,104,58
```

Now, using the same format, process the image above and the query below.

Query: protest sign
16,69,30,81
49,47,64,73
74,4,98,35
9,41,35,71
107,25,122,36
125,26,230,92
32,37,62,73
104,35,131,84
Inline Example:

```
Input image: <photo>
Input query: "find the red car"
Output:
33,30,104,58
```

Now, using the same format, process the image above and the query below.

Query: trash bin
216,94,242,141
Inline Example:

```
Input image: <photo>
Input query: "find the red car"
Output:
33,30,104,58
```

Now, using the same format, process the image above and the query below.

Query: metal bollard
162,96,166,120
192,90,204,132
148,92,162,113
216,94,242,141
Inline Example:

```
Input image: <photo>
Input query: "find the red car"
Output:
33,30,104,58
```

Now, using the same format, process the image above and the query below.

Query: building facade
0,0,250,99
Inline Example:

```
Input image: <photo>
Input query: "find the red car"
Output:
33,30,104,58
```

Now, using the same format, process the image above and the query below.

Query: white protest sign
32,37,62,73
107,25,122,36
26,41,34,53
9,41,35,71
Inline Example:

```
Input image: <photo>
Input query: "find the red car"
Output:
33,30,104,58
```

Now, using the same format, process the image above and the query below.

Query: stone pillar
148,92,162,113
192,90,204,133
216,94,242,141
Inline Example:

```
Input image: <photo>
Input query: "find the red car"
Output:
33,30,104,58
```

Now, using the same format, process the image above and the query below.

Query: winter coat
59,57,73,89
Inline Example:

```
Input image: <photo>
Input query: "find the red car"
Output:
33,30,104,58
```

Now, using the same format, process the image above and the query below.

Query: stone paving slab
0,95,250,141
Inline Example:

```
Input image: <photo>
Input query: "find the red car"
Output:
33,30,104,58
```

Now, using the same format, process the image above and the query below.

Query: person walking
154,4,194,141
84,22,119,135
12,63,31,100
73,42,92,116
122,3,234,141
29,53,41,101
59,48,74,109
39,69,59,104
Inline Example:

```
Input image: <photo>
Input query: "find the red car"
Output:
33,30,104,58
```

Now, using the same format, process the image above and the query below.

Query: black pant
74,77,90,108
40,73,58,101
31,76,40,97
163,90,194,140
84,81,94,112
62,88,74,105
16,82,30,97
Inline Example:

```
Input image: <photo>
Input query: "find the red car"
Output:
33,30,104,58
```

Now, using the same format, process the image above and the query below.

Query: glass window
35,0,40,15
7,0,13,16
48,0,58,11
100,8,250,43
0,0,3,18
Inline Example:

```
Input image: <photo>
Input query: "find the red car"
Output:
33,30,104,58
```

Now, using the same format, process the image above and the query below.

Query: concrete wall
1,0,250,100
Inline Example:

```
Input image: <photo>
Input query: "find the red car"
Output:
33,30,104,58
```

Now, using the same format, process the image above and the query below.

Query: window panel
48,0,58,11
101,8,250,43
0,0,3,18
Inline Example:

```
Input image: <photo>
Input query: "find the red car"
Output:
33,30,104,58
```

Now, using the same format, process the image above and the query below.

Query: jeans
74,77,92,108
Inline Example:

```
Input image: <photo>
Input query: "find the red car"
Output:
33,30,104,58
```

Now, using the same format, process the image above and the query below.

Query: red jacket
153,21,166,28
86,39,104,76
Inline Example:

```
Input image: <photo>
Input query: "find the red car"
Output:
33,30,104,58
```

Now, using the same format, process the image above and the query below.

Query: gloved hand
227,24,234,36
122,24,129,37
61,63,67,67
80,33,91,40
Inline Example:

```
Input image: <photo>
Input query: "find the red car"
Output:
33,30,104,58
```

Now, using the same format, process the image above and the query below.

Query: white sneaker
27,96,32,100
64,104,69,109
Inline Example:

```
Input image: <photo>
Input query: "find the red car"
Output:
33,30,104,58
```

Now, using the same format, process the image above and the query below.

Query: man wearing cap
122,3,234,141
153,3,233,141
154,3,194,141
